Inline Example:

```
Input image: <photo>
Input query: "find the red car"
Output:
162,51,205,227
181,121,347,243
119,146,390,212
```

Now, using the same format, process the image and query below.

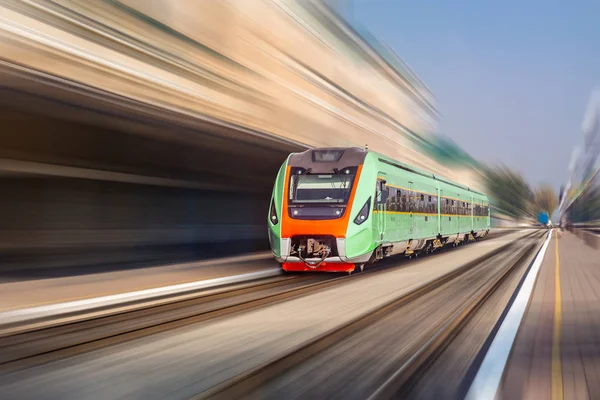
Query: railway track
197,230,545,400
369,232,546,399
0,230,520,377
0,274,337,372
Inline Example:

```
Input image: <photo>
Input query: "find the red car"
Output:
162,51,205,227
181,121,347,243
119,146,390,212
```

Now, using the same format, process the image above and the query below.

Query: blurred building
0,0,485,270
561,88,600,224
0,0,482,188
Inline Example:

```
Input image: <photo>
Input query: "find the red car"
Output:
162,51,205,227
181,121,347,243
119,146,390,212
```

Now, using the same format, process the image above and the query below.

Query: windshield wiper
293,168,312,197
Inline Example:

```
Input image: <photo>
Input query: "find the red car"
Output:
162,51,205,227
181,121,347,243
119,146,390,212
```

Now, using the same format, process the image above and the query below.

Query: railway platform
0,229,535,399
0,229,513,315
500,230,600,399
0,253,277,313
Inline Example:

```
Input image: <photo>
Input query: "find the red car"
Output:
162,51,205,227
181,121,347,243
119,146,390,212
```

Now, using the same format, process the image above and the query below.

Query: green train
268,147,490,273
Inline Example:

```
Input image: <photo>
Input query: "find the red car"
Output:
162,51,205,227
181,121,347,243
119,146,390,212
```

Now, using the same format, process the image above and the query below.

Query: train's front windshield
289,172,355,204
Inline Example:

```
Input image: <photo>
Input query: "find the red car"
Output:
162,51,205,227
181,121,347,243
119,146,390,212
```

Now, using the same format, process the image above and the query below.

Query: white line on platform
0,268,281,326
465,229,553,400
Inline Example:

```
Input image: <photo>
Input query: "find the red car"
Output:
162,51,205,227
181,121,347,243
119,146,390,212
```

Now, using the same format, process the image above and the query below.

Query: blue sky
343,0,600,190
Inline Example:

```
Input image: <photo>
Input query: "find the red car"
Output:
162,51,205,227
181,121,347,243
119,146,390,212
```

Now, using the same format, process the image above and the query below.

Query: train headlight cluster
270,198,279,225
354,197,371,225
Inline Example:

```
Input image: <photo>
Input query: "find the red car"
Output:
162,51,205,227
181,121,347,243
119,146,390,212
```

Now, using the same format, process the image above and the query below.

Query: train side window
412,192,417,213
386,187,392,211
416,193,421,212
373,180,381,210
428,195,432,202
388,187,396,211
400,190,407,212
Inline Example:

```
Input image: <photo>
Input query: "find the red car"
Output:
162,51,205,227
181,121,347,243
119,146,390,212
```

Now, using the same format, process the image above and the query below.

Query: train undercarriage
282,230,490,274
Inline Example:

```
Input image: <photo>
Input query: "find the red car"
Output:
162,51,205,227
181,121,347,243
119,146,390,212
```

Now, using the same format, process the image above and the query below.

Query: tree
421,135,478,167
533,184,558,215
483,165,533,218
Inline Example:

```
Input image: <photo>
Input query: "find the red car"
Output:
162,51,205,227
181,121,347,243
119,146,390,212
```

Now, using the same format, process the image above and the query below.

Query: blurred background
0,0,596,270
2,2,600,399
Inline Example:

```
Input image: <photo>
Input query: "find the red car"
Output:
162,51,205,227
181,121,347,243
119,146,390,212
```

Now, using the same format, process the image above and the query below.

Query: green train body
268,147,490,272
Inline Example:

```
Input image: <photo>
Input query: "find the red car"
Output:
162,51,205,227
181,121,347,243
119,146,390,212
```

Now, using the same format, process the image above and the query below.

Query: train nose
289,235,339,259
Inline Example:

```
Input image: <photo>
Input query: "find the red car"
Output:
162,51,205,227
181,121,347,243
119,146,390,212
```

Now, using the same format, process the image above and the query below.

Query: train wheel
351,264,364,275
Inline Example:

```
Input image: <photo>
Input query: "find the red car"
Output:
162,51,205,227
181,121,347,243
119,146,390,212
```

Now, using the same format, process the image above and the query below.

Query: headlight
269,198,279,225
354,197,371,225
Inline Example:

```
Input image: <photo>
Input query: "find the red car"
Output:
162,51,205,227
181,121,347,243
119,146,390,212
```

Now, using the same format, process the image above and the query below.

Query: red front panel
282,262,356,273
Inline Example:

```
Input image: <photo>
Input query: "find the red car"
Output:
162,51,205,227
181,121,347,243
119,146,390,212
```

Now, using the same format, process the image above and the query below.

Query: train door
375,177,388,242
470,193,474,231
456,194,462,234
452,196,459,233
439,189,444,234
436,186,441,235
408,181,415,235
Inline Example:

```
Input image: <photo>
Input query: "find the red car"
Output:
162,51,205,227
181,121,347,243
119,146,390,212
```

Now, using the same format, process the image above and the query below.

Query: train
537,212,550,226
268,147,490,273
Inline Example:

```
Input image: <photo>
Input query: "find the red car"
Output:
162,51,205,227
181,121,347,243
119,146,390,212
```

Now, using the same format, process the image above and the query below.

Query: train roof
288,147,368,167
375,152,487,197
288,147,487,198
